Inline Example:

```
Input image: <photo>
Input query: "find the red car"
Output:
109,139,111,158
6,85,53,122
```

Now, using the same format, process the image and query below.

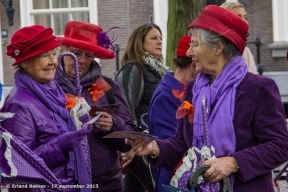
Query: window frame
269,0,288,58
19,0,98,31
272,0,288,42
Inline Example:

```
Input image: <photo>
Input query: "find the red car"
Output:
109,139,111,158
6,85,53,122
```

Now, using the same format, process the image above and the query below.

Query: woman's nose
186,47,194,58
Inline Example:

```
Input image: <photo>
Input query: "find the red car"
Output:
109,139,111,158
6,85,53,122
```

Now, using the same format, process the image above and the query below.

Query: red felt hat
176,35,191,58
7,25,61,66
56,21,116,59
188,5,249,54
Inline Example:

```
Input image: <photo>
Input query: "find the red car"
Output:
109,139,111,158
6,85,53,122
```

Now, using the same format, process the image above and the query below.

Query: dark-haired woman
148,35,197,192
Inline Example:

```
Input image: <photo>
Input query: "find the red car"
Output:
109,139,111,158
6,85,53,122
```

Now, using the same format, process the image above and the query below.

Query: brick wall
98,0,153,79
3,1,284,83
241,0,288,72
1,0,21,85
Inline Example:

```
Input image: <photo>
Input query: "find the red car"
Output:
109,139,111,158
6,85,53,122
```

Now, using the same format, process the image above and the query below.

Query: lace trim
1,132,18,177
69,98,91,130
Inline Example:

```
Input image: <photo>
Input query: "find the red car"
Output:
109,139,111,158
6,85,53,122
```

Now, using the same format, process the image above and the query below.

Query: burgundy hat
7,25,61,66
188,5,249,54
56,21,116,59
176,35,191,58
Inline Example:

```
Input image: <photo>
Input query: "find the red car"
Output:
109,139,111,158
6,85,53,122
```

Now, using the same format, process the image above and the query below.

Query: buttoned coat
150,72,288,192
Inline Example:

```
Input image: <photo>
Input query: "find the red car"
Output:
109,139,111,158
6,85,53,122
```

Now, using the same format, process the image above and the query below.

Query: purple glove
79,114,90,124
58,128,90,152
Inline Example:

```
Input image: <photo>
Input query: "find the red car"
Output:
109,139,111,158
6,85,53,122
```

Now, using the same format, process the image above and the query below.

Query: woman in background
115,23,170,192
148,35,197,192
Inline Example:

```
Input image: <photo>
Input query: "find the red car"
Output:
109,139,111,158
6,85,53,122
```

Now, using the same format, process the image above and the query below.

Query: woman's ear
215,41,224,56
19,60,28,69
190,61,197,78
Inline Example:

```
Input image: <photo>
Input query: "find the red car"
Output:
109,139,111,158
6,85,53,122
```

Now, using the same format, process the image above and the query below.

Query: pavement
275,162,288,192
279,180,288,192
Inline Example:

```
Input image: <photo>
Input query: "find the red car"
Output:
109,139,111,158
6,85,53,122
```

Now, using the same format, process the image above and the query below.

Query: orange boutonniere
176,101,195,124
88,77,111,103
65,94,80,109
172,83,186,102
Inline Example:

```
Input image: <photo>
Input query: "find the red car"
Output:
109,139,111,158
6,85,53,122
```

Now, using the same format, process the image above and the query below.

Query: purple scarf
55,60,101,96
14,70,91,191
192,56,247,156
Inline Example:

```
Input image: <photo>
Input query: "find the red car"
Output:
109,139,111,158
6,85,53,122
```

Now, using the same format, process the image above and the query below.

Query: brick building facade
97,0,154,78
241,0,288,71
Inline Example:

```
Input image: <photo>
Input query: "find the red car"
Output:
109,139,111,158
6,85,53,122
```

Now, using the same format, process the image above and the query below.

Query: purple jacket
149,72,183,192
1,85,75,188
55,67,137,191
150,72,288,192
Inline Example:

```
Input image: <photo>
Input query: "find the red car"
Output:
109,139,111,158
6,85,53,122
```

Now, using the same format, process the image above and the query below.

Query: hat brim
56,37,115,59
12,41,61,66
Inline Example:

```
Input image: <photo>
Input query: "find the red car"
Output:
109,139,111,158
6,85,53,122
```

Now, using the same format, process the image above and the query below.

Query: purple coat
1,84,75,187
55,63,137,192
149,72,183,192
149,72,288,192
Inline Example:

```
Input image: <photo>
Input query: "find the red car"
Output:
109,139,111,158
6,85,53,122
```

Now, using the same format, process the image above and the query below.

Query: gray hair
188,28,240,59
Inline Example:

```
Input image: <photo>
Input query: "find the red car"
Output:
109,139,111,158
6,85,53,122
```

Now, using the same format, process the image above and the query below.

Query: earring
191,72,195,77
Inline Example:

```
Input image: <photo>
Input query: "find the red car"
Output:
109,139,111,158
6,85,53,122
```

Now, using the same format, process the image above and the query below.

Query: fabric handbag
162,166,231,192
163,96,231,192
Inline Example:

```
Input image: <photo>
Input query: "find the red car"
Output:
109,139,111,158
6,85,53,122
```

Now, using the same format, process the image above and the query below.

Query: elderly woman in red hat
54,21,136,192
126,5,288,192
147,35,197,192
1,25,92,191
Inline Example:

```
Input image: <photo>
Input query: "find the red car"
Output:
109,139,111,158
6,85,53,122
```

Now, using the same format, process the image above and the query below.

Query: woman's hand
120,149,136,168
202,156,238,183
125,139,158,157
271,173,280,192
94,112,113,132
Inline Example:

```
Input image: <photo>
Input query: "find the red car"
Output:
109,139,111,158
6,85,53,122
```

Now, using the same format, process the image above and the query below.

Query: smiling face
143,28,162,59
20,49,58,83
230,7,248,23
62,46,95,78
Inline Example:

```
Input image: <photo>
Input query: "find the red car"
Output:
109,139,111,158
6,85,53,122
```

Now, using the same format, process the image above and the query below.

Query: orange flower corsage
172,83,186,102
88,77,111,103
176,101,195,124
65,94,80,109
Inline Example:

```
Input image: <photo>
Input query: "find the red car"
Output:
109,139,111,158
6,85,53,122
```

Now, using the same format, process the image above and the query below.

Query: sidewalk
279,180,288,192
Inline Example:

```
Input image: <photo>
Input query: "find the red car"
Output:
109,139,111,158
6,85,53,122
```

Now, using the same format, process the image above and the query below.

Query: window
20,0,97,36
272,0,288,42
269,0,288,58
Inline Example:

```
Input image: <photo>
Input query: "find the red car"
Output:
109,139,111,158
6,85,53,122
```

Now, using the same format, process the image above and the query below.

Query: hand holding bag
162,166,231,192
162,96,231,192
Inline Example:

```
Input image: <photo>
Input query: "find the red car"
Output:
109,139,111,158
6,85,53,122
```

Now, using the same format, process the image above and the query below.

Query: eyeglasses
68,49,95,61
189,42,200,49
